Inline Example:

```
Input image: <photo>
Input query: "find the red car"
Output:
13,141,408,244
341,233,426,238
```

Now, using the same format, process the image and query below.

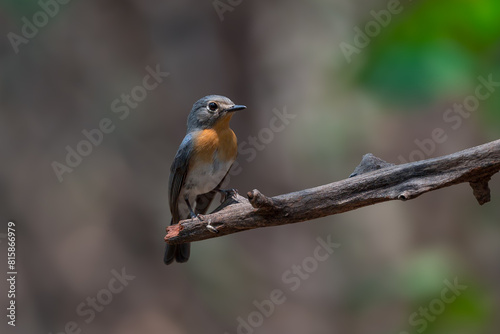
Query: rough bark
165,139,500,245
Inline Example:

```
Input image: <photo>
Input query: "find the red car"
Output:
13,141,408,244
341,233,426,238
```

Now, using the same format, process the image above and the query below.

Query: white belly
178,158,234,217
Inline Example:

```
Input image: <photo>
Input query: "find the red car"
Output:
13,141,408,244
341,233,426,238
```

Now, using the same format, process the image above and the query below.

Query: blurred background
1,0,499,333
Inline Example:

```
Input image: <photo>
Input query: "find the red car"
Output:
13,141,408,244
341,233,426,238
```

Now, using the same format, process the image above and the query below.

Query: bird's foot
194,213,218,233
218,188,238,203
206,219,219,234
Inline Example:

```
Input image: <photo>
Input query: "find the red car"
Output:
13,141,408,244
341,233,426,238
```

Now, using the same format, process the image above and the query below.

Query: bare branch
165,139,500,245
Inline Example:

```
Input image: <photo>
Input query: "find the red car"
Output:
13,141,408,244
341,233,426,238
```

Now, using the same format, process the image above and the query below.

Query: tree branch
165,139,500,245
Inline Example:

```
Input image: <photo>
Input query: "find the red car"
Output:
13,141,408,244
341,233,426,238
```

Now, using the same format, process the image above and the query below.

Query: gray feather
168,133,194,224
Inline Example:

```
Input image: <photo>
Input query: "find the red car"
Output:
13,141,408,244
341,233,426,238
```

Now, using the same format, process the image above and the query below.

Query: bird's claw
219,188,238,203
206,219,219,234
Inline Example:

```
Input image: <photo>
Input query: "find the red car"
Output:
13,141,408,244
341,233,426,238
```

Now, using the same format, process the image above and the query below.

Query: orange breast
191,115,238,166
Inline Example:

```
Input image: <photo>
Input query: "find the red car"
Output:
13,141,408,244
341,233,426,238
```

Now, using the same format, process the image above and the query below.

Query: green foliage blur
359,0,500,125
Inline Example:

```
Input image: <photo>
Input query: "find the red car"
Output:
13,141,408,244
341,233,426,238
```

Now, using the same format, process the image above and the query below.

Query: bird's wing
168,133,194,224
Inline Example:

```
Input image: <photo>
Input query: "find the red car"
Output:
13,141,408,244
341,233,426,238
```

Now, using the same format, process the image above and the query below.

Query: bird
164,95,246,264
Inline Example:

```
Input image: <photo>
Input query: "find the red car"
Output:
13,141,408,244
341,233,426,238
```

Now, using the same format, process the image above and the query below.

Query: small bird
164,95,246,264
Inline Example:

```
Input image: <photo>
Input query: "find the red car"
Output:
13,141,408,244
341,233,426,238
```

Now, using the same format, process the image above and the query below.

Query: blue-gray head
187,95,246,132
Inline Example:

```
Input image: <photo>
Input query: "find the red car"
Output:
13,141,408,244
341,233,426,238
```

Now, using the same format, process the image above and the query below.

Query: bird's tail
164,190,218,265
164,219,190,265
163,243,190,264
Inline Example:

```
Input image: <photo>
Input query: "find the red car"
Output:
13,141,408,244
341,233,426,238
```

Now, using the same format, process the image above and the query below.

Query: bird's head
187,95,246,132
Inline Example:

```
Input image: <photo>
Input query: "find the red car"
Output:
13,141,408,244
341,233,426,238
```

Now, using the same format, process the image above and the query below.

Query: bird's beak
226,105,246,113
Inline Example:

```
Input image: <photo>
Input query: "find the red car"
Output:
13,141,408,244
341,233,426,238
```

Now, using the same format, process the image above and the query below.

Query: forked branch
165,139,500,245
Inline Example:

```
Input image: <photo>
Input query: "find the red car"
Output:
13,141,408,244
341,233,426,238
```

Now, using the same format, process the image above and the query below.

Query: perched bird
164,95,246,264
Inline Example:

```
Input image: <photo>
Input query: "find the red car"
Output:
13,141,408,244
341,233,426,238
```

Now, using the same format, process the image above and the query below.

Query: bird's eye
208,102,218,112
